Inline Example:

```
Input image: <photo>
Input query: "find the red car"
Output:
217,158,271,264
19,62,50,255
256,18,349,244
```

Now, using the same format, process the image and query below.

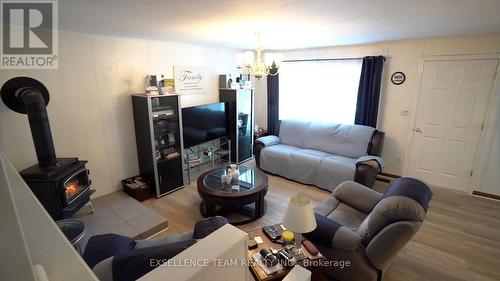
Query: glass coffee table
197,166,269,225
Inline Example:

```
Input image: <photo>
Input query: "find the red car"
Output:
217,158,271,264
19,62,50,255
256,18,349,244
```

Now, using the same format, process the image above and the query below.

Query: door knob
413,127,422,133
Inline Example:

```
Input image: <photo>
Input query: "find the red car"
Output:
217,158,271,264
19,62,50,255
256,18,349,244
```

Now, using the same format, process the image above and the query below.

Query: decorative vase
228,164,240,180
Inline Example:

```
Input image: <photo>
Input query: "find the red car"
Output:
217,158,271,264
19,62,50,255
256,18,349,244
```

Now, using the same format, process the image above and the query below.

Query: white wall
0,31,238,197
254,34,500,185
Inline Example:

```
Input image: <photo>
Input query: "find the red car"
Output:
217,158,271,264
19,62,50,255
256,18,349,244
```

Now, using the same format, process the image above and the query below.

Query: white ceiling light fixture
236,32,282,79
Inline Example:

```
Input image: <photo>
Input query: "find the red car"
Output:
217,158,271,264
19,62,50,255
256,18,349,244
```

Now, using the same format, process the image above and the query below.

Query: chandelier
236,32,282,79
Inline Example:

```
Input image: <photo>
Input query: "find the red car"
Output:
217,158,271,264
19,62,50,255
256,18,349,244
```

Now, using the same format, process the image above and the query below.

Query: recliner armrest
134,231,194,249
255,135,280,147
304,214,361,252
334,181,383,213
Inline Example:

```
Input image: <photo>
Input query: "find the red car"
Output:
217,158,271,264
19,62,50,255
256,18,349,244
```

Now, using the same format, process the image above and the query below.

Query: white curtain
279,59,362,124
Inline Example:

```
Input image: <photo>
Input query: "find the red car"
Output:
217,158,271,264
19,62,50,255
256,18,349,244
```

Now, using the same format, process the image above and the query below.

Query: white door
407,59,498,192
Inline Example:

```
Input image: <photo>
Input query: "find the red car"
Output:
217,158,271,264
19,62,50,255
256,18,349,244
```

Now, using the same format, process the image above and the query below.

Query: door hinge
470,170,473,177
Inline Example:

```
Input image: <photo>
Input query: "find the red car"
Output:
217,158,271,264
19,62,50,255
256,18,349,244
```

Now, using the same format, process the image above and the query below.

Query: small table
247,227,326,281
197,166,268,225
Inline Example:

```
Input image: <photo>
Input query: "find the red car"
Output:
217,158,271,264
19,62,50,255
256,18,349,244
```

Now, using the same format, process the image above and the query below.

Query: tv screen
182,102,227,148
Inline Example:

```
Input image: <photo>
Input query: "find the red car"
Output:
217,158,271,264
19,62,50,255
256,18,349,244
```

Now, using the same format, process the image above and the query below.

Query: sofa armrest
304,214,361,252
254,135,279,168
354,156,384,187
354,165,378,187
255,135,280,146
356,155,384,172
334,181,383,213
368,130,385,156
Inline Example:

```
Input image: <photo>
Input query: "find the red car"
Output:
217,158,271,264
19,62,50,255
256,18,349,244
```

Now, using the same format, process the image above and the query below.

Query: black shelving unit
219,88,254,163
132,94,186,197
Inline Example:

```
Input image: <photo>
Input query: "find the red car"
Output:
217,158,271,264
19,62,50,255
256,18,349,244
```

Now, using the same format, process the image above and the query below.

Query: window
279,59,362,124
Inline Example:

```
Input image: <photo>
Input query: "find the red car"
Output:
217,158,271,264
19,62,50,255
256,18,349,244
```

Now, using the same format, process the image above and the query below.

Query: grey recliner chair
304,177,432,281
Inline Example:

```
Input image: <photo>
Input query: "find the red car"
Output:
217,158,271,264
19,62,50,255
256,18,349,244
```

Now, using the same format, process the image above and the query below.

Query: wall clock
391,72,406,85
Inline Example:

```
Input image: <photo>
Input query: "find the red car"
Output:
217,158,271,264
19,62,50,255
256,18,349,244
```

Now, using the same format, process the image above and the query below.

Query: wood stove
1,77,94,220
20,158,94,219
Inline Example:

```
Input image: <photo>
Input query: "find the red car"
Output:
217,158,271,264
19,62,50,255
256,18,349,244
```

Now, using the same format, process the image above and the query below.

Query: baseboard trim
376,178,391,183
379,172,401,179
472,191,500,201
376,172,401,183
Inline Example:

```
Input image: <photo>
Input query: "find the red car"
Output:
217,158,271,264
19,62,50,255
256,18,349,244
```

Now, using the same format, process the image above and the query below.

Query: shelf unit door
151,95,185,196
237,89,253,163
220,89,254,164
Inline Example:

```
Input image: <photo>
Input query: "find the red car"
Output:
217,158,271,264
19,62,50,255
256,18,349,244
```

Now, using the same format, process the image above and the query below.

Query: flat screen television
182,102,227,148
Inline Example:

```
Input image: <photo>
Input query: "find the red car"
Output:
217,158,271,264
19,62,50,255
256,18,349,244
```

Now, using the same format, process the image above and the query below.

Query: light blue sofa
254,120,385,191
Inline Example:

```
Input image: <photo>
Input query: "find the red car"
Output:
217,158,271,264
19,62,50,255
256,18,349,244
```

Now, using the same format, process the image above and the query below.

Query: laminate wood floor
144,161,500,281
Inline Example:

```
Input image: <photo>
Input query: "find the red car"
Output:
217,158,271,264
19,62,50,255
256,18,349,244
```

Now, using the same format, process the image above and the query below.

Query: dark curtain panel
267,67,280,135
354,56,385,128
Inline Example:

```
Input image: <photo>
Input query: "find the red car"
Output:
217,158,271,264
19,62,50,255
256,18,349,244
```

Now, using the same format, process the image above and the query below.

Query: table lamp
282,194,317,254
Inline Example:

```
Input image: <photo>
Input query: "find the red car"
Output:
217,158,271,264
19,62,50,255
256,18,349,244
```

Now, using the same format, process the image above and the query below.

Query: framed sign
173,66,206,95
391,72,406,85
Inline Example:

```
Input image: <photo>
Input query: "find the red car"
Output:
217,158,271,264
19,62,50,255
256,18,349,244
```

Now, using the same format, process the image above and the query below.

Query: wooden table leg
256,194,265,218
206,199,216,217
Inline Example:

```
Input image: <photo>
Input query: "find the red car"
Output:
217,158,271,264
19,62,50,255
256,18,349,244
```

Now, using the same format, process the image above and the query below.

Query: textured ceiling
59,0,500,50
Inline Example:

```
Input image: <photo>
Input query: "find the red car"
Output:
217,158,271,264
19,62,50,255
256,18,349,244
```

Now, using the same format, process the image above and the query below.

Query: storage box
121,176,152,202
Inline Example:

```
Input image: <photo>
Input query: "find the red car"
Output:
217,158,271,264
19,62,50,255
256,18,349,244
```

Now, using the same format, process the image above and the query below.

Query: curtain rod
282,56,387,63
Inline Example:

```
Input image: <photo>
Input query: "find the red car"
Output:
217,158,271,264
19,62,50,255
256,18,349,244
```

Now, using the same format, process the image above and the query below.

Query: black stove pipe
18,88,57,168
1,77,57,168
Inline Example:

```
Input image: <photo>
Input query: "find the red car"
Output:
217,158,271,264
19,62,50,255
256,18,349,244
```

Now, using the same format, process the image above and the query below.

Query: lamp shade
282,195,317,233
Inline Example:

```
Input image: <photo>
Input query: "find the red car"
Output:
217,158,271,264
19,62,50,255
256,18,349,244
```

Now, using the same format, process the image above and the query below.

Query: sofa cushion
289,149,329,183
260,144,301,176
278,120,375,159
295,148,332,159
279,119,310,148
311,155,357,192
261,146,328,185
260,145,358,192
303,122,375,158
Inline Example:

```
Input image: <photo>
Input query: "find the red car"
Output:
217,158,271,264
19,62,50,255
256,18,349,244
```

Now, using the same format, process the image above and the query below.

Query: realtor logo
1,0,58,69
